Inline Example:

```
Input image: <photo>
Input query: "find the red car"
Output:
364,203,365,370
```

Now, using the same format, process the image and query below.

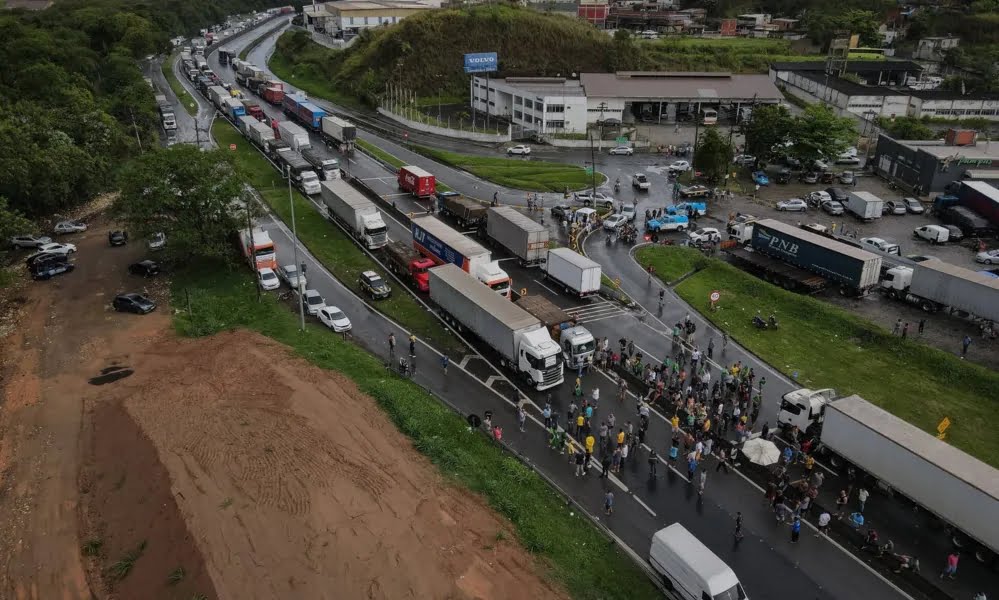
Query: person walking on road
387,333,396,361
574,448,586,477
707,337,715,360
940,551,960,579
409,334,417,358
962,335,972,358
441,354,449,374
919,318,926,335
857,487,869,513
734,512,744,541
835,489,849,519
816,512,831,536
790,516,801,543
892,318,902,336
543,402,553,429
648,448,658,477
604,491,614,515
585,433,596,469
698,470,707,496
517,405,527,432
715,447,731,473
600,452,612,478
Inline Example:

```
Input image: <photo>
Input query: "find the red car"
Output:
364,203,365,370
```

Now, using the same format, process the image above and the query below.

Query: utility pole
287,165,306,331
588,130,597,198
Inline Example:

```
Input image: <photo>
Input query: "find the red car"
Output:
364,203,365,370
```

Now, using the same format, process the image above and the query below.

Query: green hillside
273,5,808,103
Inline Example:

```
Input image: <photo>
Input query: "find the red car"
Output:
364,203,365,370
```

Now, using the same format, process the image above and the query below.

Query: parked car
128,260,160,277
646,215,689,233
295,288,326,316
903,197,924,214
943,224,965,241
752,171,769,186
28,254,74,280
883,200,907,215
277,264,306,289
838,171,855,185
506,144,531,156
603,214,628,231
976,249,999,264
113,293,156,314
36,242,76,255
775,168,791,184
860,237,901,255
11,234,52,249
608,145,634,156
678,185,711,199
108,230,128,246
776,198,807,212
573,190,615,209
687,227,721,244
733,154,756,167
359,270,391,299
802,223,829,236
258,267,280,290
807,191,831,207
821,200,845,215
53,220,87,235
825,187,850,203
317,306,352,333
913,224,950,244
668,160,691,173
631,173,650,190
621,204,637,222
148,232,166,251
550,203,573,219
799,171,819,184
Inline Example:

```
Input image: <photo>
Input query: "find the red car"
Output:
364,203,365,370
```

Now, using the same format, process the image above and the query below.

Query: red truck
398,165,435,199
383,241,434,292
241,100,265,121
262,82,285,105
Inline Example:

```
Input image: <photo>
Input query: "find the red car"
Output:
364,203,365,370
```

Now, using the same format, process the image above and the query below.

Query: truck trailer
398,165,435,199
429,264,563,390
777,391,999,562
410,216,511,297
223,96,246,120
486,206,549,266
276,150,321,196
382,240,434,292
436,192,487,228
514,295,595,368
320,115,356,147
319,180,388,250
844,191,884,222
881,258,999,321
957,181,999,227
749,219,882,295
301,148,340,181
294,101,325,131
542,248,601,297
246,120,275,148
275,120,310,152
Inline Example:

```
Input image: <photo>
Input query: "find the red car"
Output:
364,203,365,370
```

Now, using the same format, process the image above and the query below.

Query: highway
148,22,945,600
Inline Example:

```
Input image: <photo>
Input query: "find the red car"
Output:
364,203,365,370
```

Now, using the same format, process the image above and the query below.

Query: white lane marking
632,494,657,517
532,279,561,296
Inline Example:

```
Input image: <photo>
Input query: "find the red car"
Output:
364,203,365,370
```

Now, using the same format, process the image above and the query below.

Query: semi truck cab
359,212,388,248
777,387,836,434
518,329,564,390
476,261,512,297
560,325,595,368
299,171,322,196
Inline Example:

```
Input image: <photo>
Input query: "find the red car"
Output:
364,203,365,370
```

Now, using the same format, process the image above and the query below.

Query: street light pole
287,165,306,331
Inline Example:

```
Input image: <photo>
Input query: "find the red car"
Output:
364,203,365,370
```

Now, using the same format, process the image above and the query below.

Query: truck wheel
920,301,935,312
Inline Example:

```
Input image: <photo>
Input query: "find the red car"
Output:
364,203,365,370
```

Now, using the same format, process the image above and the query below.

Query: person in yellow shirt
566,438,577,463
703,418,711,435
671,414,680,434
576,413,585,437
585,434,595,454
616,429,625,447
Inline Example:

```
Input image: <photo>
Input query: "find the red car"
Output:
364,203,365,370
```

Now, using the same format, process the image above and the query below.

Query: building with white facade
318,0,435,37
471,71,782,135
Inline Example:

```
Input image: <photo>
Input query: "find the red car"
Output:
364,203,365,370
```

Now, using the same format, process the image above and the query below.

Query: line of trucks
154,94,176,131
777,389,999,565
725,218,999,322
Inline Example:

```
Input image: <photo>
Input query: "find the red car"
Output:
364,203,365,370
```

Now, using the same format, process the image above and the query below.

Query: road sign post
709,290,720,311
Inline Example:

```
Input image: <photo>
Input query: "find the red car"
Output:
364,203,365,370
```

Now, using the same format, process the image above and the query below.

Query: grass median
212,121,465,357
161,52,196,116
354,139,453,193
636,245,999,468
171,266,660,600
410,144,603,192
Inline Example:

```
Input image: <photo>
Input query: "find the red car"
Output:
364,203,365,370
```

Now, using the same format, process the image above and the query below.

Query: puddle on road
88,365,134,386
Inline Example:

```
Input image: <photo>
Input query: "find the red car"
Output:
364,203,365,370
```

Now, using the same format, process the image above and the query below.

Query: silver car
608,145,634,156
776,198,808,212
277,264,307,289
821,200,845,216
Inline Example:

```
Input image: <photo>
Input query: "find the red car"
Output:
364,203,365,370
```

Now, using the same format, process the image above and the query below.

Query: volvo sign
464,52,498,74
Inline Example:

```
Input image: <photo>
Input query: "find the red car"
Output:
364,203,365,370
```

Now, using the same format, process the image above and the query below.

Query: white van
649,524,747,600
913,224,949,244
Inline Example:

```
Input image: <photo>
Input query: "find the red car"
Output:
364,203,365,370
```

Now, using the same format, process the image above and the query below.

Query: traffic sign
585,167,594,175
616,136,627,144
229,144,237,151
710,290,720,302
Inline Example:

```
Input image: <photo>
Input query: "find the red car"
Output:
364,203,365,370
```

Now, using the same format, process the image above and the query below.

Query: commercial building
872,131,999,193
319,0,434,36
770,60,999,121
471,71,782,135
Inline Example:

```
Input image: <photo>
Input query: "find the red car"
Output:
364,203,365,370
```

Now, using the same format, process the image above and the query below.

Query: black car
358,270,391,299
28,254,74,280
550,203,573,219
128,260,161,277
775,168,791,184
108,230,128,246
113,293,156,314
825,187,850,204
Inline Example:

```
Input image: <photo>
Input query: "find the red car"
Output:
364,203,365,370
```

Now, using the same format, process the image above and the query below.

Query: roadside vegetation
636,245,999,468
171,266,661,600
212,121,465,356
410,145,602,192
354,139,455,192
161,52,197,116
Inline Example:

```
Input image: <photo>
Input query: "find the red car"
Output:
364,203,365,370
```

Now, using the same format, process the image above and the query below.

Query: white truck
777,390,999,562
486,206,549,267
319,180,388,250
161,111,177,130
301,148,341,181
542,248,601,297
237,115,257,137
320,115,357,148
513,295,595,369
430,264,564,390
245,120,275,148
276,120,310,152
880,258,999,321
208,85,229,110
844,191,884,222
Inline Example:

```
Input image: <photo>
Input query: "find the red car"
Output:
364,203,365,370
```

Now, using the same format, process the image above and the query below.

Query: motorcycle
752,315,769,330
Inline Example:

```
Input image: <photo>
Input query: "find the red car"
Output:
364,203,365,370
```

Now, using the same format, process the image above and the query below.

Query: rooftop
770,60,922,74
326,0,433,10
580,71,782,101
488,77,587,97
895,138,999,161
798,72,999,102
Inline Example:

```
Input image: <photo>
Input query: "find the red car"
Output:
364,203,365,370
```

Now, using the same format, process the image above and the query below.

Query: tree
742,104,794,164
694,128,733,184
881,117,935,141
790,104,856,166
0,196,34,244
113,146,252,266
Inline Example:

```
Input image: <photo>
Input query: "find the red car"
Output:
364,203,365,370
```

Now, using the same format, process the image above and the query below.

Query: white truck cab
560,325,595,368
728,221,755,243
475,260,511,298
299,171,322,196
518,329,564,390
777,387,837,434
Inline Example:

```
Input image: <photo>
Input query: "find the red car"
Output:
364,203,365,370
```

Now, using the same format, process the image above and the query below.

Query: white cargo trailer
486,206,549,266
844,191,884,222
276,120,310,152
543,248,601,297
319,180,387,250
246,121,275,148
429,264,563,390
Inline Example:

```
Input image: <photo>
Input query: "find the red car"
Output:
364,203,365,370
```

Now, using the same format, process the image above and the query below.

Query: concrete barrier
376,107,511,143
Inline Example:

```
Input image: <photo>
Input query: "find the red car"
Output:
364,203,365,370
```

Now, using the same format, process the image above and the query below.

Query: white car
574,191,615,209
295,288,326,316
687,227,721,244
860,237,901,255
258,267,280,290
620,204,637,222
54,220,87,235
733,154,756,167
277,264,307,289
36,242,76,255
603,214,628,231
631,173,650,190
148,232,166,251
506,144,531,156
668,160,691,173
608,146,634,156
776,198,808,212
976,249,999,264
11,234,52,249
807,191,831,206
318,306,352,332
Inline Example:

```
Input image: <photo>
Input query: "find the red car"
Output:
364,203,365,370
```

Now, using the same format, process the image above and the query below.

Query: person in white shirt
816,512,832,536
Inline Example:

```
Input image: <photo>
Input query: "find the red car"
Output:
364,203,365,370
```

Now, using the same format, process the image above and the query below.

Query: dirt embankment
0,216,569,600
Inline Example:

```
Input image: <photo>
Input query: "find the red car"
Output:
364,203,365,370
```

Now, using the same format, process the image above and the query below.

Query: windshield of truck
714,584,747,600
366,225,387,236
525,351,561,370
302,173,318,182
254,245,275,257
574,339,596,353
490,279,511,293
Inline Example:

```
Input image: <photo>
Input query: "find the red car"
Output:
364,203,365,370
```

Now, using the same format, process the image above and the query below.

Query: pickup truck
666,202,706,217
645,215,689,232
